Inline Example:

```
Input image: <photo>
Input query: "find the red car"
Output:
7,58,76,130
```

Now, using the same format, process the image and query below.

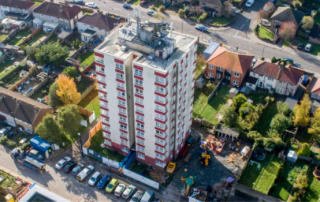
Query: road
59,0,320,74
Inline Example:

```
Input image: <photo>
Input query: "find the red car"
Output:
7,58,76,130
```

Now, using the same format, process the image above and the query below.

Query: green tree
158,5,166,12
263,137,285,149
36,43,69,66
239,102,255,118
247,131,262,142
220,105,238,127
62,66,78,79
277,101,292,116
301,16,314,31
35,114,62,143
293,94,311,127
48,82,63,110
271,56,277,63
270,114,290,135
309,108,320,142
231,94,247,112
297,143,311,157
178,9,185,18
57,104,82,135
25,46,39,61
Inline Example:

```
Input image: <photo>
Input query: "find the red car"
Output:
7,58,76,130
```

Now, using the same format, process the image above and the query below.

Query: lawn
28,31,46,46
315,15,320,24
82,10,93,15
270,161,308,201
76,78,94,94
299,38,320,56
193,83,215,117
88,130,125,162
80,51,95,68
128,0,141,5
302,165,320,202
248,91,268,106
239,152,282,194
0,34,7,43
199,86,230,123
32,0,43,5
30,81,52,100
256,25,274,42
47,34,58,44
0,60,14,77
210,17,233,27
9,30,31,46
130,160,152,179
255,102,278,136
78,89,100,118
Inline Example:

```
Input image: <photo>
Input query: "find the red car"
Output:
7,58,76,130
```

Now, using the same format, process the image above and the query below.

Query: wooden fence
83,120,102,148
19,26,43,46
1,27,20,45
207,80,223,103
77,105,95,125
8,75,29,91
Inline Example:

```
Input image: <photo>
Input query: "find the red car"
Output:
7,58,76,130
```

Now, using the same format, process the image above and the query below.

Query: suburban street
56,0,320,75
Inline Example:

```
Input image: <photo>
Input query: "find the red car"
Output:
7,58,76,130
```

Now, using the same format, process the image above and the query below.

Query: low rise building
0,0,35,25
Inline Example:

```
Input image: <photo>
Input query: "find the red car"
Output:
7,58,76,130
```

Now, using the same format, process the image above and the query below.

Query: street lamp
78,133,84,157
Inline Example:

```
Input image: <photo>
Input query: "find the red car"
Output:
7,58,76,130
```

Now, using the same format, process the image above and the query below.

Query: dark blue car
97,174,112,189
123,3,131,9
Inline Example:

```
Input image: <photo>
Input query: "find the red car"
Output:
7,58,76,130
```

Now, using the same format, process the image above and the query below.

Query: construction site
170,128,250,202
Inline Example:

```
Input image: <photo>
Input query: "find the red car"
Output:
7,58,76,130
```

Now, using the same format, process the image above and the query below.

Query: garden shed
287,150,298,163
229,88,239,99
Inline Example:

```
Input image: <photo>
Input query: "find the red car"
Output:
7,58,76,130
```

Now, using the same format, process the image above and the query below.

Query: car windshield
107,184,114,189
57,163,62,166
131,197,138,202
90,177,96,181
100,179,106,184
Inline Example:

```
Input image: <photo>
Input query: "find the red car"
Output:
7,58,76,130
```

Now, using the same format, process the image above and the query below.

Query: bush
6,140,17,148
0,135,8,144
149,5,156,10
178,9,186,18
0,81,4,87
297,143,311,157
261,57,265,60
271,56,277,63
158,5,166,12
21,142,31,151
62,66,77,79
247,131,262,142
197,12,208,23
29,66,38,77
190,16,197,21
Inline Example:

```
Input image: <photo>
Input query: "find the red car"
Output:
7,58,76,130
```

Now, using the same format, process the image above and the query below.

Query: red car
140,0,148,6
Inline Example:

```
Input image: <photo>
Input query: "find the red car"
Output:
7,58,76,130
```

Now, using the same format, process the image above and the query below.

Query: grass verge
210,17,233,27
256,25,274,41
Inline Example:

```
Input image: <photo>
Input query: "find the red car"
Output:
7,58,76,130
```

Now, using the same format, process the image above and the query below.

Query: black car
64,161,77,173
71,164,85,176
74,0,85,5
297,43,304,50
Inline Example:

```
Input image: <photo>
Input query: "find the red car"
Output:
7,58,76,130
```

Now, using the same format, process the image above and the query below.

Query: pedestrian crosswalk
210,32,254,43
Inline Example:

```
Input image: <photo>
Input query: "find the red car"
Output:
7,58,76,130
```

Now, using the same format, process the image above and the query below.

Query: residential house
308,77,320,101
270,7,305,34
0,0,35,26
0,87,52,133
77,13,124,42
205,46,254,87
33,2,82,31
199,0,232,17
245,60,304,96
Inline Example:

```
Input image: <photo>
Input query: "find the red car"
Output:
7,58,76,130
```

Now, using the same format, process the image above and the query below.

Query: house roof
0,87,52,127
33,2,81,20
278,66,304,85
200,0,227,7
78,13,124,31
311,77,320,94
207,46,254,74
245,76,258,85
270,7,305,25
252,60,281,79
0,0,34,9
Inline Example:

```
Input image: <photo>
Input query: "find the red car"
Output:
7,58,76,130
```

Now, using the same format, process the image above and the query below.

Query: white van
305,44,312,52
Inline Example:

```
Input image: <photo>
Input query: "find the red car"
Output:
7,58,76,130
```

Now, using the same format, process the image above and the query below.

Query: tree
220,105,238,127
178,9,185,18
271,56,277,63
25,46,39,61
35,114,62,143
28,66,38,77
297,143,311,157
308,108,320,142
57,105,82,135
247,131,262,142
222,1,232,18
36,43,69,66
278,21,297,41
270,114,290,135
301,16,314,31
62,66,78,79
56,74,81,105
294,171,308,200
158,5,165,12
263,1,274,12
263,137,285,149
153,12,168,21
48,82,63,110
277,101,292,116
239,102,255,118
231,94,247,111
293,94,311,127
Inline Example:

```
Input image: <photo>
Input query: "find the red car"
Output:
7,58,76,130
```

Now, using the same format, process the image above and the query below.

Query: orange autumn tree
56,74,81,105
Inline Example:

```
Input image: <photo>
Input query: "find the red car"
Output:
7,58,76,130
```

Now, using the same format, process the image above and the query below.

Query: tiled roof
278,66,304,85
0,0,34,9
78,13,124,31
0,87,51,126
33,2,81,20
207,46,254,74
200,0,227,7
251,60,281,79
311,77,320,94
271,7,305,25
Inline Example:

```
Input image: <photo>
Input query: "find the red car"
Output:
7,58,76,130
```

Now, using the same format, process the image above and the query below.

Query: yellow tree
56,74,81,105
308,108,320,142
293,94,311,127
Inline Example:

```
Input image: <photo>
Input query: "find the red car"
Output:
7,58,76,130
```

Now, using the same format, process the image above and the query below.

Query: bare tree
222,1,232,18
301,16,314,30
278,21,297,41
263,1,274,12
257,9,269,22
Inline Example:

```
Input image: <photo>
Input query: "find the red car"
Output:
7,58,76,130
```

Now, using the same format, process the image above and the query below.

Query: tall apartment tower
94,12,198,169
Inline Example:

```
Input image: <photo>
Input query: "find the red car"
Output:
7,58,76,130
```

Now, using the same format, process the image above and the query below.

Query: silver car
88,171,102,186
55,156,71,170
114,184,126,197
122,185,137,200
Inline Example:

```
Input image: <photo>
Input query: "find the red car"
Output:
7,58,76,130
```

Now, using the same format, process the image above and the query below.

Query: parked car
0,126,12,136
85,2,97,8
55,156,71,170
64,161,77,173
77,165,95,182
297,43,305,50
195,25,207,32
141,190,155,202
147,10,155,16
245,0,254,7
122,185,137,200
123,3,131,9
282,58,294,64
305,44,312,52
260,19,271,27
71,164,85,176
114,184,126,197
163,1,170,7
106,178,119,194
74,0,85,4
97,174,112,189
28,149,44,160
140,0,148,6
88,171,102,186
130,190,144,202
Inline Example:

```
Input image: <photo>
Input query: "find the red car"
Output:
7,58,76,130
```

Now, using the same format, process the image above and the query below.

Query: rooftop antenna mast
134,8,141,37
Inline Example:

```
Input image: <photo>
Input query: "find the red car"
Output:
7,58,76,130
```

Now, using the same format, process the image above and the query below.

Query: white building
77,13,124,42
0,0,35,25
94,13,198,169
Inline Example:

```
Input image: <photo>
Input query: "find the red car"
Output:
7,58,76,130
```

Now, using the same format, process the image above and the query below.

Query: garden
9,30,31,46
27,31,46,47
32,0,43,5
78,89,100,118
255,25,275,42
80,51,95,70
30,80,53,101
210,17,233,27
0,33,7,43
